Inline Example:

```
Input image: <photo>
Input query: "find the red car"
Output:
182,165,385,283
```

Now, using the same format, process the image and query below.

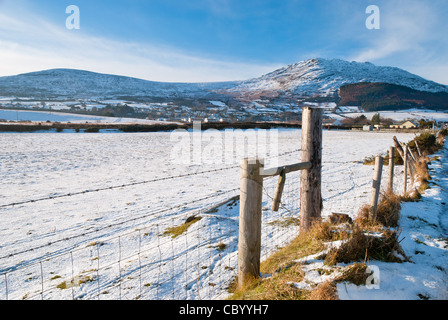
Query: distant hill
221,58,448,100
0,69,235,100
339,82,448,112
0,58,447,117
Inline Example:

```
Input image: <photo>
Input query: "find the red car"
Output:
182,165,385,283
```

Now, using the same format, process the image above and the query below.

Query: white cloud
349,0,448,84
0,6,277,82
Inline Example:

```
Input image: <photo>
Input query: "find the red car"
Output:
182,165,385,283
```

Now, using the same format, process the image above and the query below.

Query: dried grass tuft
354,191,401,229
376,191,402,228
229,264,309,300
335,263,369,286
307,281,339,300
261,221,348,274
324,227,406,266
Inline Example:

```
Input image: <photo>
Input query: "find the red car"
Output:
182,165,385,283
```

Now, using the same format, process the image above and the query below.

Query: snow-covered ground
0,109,177,124
341,109,448,122
284,141,448,300
1,129,439,300
337,143,448,300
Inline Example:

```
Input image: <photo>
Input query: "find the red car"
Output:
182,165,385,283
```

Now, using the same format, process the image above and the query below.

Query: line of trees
341,113,394,127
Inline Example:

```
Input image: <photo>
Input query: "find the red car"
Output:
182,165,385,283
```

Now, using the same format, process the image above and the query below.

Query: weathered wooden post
415,141,422,157
388,147,395,192
403,145,408,194
300,107,323,233
238,158,263,289
393,137,415,178
272,170,286,212
405,144,415,186
370,156,383,220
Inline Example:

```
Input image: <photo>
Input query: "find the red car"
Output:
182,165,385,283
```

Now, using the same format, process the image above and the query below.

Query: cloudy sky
0,0,447,84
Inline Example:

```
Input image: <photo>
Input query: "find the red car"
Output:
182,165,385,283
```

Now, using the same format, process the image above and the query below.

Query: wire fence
0,187,240,300
261,171,301,261
0,147,305,300
0,144,402,300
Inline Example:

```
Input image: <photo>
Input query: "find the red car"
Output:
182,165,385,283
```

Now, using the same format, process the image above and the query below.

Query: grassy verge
228,198,407,300
229,130,446,300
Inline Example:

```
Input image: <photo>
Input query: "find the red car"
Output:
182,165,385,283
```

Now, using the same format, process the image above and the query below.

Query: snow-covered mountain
0,58,447,101
223,58,448,99
0,69,236,100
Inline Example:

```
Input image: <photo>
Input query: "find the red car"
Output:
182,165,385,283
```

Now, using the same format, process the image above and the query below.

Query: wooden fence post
238,158,263,289
370,156,383,220
388,147,395,192
393,137,415,178
415,141,422,157
300,107,323,233
403,146,408,195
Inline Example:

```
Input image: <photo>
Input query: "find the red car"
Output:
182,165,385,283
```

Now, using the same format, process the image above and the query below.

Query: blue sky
0,0,447,84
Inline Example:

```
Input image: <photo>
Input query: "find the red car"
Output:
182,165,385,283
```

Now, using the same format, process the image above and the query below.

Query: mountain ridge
0,58,447,111
224,58,448,98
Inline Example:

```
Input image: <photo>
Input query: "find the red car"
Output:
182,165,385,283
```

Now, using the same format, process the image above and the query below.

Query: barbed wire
0,165,241,209
0,148,301,210
2,146,378,300
0,187,239,267
1,193,239,300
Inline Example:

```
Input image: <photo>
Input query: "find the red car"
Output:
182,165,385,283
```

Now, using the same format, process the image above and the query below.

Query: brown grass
229,263,309,300
414,158,431,194
228,221,352,300
307,281,339,300
335,263,369,286
354,191,402,229
260,221,348,274
354,204,378,230
163,216,202,238
376,192,402,227
57,275,94,290
324,227,406,266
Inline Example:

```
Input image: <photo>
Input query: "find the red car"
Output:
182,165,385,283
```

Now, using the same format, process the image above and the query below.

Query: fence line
0,165,240,209
1,146,302,300
1,188,241,300
0,188,239,265
1,124,423,300
234,109,420,290
0,147,301,210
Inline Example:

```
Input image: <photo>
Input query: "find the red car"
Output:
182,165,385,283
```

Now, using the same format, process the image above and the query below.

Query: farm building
390,120,419,129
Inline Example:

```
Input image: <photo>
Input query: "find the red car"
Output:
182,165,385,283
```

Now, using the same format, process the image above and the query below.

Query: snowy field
0,109,177,124
338,109,448,122
0,129,420,300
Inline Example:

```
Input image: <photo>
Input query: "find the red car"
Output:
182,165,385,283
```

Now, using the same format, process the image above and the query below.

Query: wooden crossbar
261,161,312,178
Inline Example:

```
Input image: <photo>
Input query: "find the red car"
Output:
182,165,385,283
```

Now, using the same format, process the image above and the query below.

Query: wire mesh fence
0,143,405,300
261,171,301,262
0,130,304,299
0,187,240,300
